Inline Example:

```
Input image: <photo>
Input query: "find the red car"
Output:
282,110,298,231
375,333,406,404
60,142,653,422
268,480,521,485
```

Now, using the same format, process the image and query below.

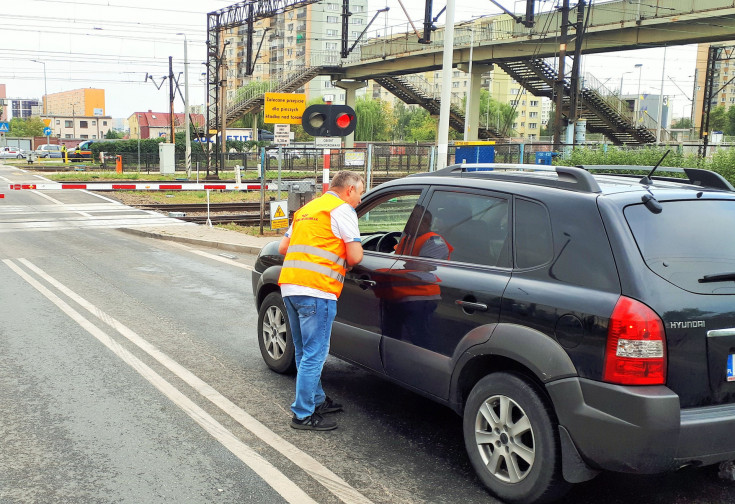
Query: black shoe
291,412,337,431
315,396,344,415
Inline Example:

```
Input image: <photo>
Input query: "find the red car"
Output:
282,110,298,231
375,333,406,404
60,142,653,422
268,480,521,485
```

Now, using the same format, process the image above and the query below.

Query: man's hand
345,241,363,267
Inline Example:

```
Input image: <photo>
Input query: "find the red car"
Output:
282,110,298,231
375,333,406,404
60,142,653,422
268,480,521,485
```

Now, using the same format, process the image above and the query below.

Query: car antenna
640,150,671,185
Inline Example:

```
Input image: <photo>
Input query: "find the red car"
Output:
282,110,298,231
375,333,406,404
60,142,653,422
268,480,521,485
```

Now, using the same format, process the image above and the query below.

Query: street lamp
176,32,192,178
635,63,643,123
31,59,49,145
619,71,633,113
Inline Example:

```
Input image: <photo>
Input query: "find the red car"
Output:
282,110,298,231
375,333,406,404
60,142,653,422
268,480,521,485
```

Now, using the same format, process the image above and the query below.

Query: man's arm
345,241,363,267
278,235,290,255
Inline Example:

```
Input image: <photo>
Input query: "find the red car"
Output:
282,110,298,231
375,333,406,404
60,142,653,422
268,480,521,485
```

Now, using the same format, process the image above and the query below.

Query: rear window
625,199,735,294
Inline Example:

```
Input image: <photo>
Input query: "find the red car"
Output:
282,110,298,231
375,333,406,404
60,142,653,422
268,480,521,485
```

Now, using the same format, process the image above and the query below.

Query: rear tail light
603,296,666,385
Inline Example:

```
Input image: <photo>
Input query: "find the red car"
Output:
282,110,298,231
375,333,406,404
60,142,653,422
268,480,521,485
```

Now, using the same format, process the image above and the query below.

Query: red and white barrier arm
8,182,278,191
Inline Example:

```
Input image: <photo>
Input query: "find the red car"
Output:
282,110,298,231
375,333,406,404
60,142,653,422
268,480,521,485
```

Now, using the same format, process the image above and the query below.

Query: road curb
119,228,266,255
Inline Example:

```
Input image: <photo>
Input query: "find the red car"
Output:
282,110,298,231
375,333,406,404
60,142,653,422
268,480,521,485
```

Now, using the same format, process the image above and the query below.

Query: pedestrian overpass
226,0,735,144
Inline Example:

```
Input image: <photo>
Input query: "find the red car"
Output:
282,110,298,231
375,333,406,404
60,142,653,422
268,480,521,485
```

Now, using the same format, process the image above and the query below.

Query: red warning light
335,113,352,129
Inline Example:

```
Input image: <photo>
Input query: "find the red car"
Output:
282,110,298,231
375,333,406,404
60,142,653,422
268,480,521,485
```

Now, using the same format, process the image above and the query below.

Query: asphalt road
1,165,734,504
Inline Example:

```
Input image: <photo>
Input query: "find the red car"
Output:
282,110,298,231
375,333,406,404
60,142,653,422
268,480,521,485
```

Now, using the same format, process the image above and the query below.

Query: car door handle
347,275,376,288
455,300,488,311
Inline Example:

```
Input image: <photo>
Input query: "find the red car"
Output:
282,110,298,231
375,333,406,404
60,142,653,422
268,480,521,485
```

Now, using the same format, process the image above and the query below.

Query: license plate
728,354,735,382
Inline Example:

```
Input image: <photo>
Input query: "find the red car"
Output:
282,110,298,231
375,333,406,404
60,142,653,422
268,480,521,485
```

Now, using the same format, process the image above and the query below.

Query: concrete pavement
120,223,279,255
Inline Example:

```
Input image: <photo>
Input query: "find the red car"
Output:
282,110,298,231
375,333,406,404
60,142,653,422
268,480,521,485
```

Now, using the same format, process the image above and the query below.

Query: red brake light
603,296,666,385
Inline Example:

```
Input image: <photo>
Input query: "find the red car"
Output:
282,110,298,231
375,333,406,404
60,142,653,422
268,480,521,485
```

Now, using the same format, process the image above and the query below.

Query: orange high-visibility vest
278,192,349,297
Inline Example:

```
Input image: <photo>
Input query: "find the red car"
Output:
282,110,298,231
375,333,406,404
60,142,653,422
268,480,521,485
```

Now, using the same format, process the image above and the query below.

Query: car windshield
625,199,735,294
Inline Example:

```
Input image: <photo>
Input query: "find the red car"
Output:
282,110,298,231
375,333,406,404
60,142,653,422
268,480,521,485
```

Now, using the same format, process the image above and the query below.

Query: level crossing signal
301,104,357,137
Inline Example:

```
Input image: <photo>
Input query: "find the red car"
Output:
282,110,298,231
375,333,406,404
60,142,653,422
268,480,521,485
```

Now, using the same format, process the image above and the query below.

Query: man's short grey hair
330,170,364,190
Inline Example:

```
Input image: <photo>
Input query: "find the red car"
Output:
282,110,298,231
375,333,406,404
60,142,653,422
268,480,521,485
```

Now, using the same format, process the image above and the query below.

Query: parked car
266,149,303,160
252,163,735,503
0,146,26,159
34,144,63,158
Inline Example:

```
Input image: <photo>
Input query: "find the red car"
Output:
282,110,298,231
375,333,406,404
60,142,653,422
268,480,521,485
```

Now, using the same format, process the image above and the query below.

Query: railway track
135,202,262,213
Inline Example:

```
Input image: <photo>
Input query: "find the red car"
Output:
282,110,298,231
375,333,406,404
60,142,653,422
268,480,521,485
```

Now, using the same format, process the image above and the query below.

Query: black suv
251,163,735,503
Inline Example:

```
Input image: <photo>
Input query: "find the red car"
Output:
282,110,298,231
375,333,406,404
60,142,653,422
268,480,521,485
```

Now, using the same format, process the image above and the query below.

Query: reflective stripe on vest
278,192,349,297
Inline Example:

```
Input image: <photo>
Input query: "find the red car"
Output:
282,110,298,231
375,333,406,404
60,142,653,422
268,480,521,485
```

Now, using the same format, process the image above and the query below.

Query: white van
35,144,63,158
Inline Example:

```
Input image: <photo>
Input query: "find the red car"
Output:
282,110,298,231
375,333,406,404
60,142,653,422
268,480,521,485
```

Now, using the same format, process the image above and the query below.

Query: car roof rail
413,163,601,193
577,165,735,192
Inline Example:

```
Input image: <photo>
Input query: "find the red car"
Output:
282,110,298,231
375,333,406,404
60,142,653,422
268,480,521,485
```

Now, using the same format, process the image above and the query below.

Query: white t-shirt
281,193,361,301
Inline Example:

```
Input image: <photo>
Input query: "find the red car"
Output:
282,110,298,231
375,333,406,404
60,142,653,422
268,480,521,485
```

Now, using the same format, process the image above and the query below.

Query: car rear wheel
257,292,295,374
463,372,569,504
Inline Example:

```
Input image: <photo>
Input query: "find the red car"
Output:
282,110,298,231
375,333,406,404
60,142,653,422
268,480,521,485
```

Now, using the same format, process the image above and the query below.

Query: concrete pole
183,35,192,177
459,63,490,142
463,26,474,142
656,46,667,144
335,80,367,148
436,0,456,170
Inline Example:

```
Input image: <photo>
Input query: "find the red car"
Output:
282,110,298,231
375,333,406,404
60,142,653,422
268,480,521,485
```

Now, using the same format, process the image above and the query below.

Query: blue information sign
0,122,8,132
728,354,734,382
43,127,52,136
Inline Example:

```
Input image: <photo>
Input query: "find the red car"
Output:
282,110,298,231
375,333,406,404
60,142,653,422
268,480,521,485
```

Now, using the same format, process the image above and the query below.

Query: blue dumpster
455,141,495,165
535,152,554,165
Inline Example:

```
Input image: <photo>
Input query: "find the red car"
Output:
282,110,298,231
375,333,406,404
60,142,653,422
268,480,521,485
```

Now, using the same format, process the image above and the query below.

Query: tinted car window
421,190,509,267
515,198,553,269
626,199,735,294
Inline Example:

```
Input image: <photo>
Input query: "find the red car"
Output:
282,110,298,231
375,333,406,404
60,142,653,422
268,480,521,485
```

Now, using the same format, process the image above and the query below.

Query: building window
80,134,88,139
529,112,538,118
325,81,335,88
326,42,338,50
80,121,88,128
92,135,97,139
65,134,73,139
530,100,539,106
327,16,338,23
353,17,364,24
529,123,538,129
65,120,73,128
326,29,338,36
327,2,339,10
55,119,60,125
452,82,459,88
510,88,519,95
92,120,96,125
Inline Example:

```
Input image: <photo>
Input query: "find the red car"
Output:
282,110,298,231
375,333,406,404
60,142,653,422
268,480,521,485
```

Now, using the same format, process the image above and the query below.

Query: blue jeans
283,295,337,420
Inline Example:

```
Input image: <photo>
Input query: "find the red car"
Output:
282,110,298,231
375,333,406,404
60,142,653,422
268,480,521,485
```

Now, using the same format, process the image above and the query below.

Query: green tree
8,117,45,137
405,108,436,141
355,96,392,141
105,129,124,139
725,106,735,136
670,117,693,130
708,105,728,132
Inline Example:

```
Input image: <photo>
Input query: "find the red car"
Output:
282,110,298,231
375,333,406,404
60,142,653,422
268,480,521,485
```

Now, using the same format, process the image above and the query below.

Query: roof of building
130,111,205,128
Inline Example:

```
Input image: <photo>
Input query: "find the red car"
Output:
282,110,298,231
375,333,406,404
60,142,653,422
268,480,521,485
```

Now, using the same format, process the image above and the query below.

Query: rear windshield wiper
698,272,735,283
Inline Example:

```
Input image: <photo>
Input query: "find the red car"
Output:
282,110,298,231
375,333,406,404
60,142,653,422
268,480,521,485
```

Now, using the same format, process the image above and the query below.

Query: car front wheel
463,372,570,504
257,292,295,374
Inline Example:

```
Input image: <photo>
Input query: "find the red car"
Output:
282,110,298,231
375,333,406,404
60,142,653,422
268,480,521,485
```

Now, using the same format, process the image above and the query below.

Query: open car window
358,192,422,254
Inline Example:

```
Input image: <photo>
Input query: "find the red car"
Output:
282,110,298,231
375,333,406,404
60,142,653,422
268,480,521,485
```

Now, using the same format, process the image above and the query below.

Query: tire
16,154,23,159
463,372,570,504
257,292,295,374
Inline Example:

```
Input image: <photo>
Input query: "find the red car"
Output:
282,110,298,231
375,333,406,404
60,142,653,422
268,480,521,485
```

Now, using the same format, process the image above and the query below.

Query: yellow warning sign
264,93,306,124
43,118,52,127
270,200,289,230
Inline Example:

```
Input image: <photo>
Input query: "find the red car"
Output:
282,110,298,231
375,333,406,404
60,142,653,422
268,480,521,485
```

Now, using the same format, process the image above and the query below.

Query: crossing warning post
270,200,288,230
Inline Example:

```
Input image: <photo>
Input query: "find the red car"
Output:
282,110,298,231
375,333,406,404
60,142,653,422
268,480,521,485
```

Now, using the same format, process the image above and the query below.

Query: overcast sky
1,0,698,123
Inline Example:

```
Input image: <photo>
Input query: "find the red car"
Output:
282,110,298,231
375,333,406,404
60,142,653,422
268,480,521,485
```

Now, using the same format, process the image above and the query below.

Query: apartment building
128,111,205,140
45,88,105,117
225,2,369,105
694,42,735,129
42,115,113,140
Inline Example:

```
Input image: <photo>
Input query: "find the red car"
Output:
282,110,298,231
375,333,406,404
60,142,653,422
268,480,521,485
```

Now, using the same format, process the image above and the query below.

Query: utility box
159,143,175,174
281,180,316,212
455,141,495,164
535,152,554,165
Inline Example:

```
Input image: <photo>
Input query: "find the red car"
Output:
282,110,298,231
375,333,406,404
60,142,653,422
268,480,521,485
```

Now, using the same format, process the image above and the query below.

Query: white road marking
82,189,125,204
164,241,254,271
3,258,319,504
15,257,372,504
31,190,65,205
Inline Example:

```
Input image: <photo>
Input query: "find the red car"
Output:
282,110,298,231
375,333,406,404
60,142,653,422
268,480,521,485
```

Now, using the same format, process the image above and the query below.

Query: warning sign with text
270,200,289,229
264,93,306,125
